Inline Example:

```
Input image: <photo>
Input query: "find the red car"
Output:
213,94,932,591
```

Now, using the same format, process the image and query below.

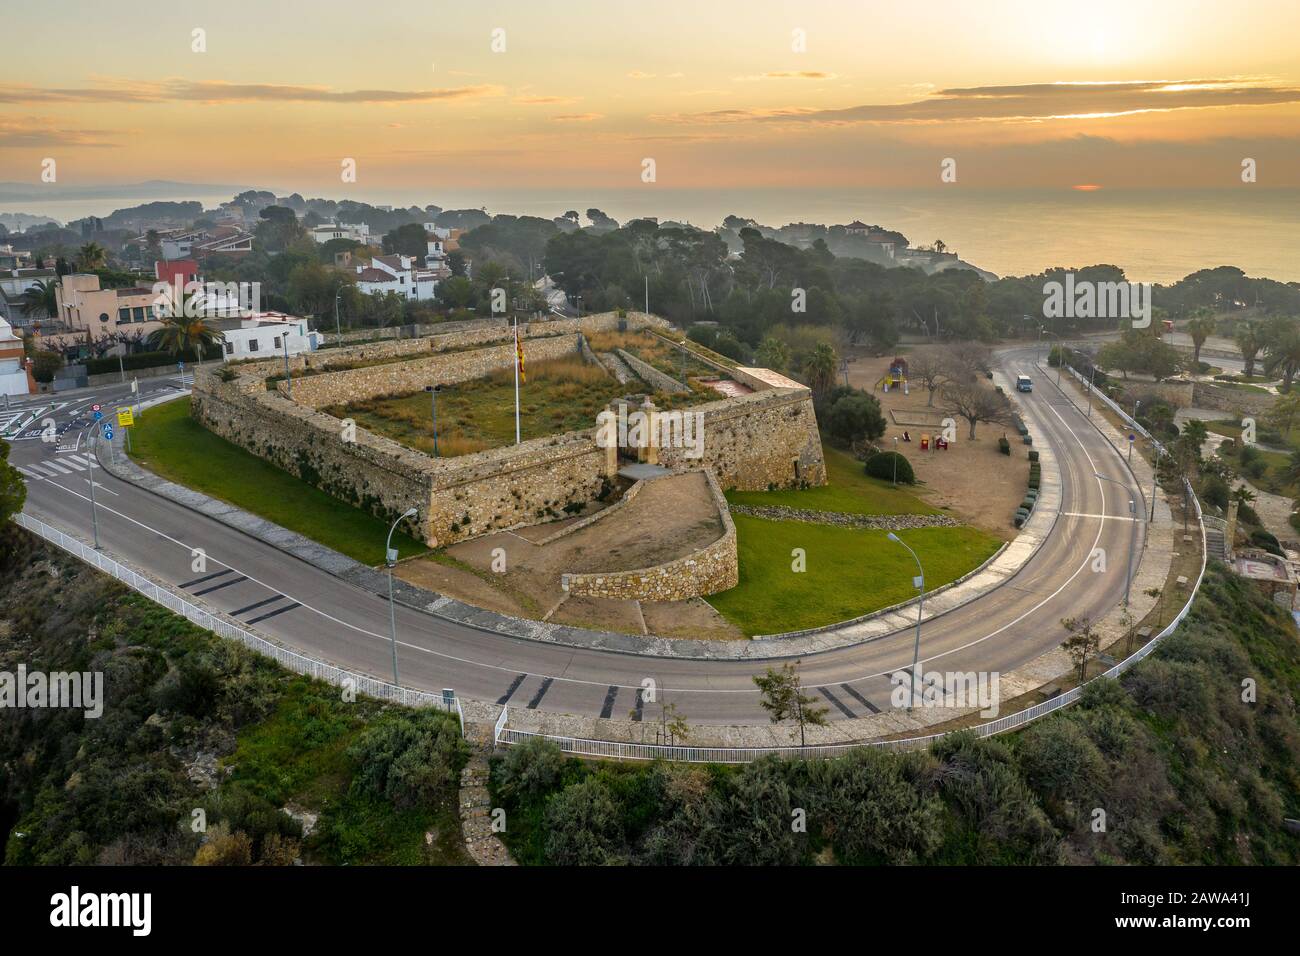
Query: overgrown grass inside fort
707,518,1000,635
323,357,634,457
127,397,427,565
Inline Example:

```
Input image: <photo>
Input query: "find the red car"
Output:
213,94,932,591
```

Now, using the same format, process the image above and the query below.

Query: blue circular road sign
102,425,114,440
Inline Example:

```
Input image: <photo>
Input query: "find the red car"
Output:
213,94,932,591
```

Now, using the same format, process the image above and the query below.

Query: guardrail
494,358,1210,763
15,511,465,734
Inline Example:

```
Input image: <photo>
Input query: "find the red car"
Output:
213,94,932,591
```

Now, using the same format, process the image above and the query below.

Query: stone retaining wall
283,334,584,408
1192,382,1273,418
615,348,689,394
561,470,738,601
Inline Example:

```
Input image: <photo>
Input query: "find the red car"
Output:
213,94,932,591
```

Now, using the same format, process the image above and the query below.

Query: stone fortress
190,312,825,602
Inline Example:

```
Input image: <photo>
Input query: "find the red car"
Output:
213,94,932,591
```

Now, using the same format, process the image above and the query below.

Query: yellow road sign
116,407,134,427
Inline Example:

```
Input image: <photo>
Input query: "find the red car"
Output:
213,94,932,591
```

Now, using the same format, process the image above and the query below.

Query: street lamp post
88,431,101,549
385,508,420,685
424,384,441,457
887,532,925,710
334,289,343,340
281,332,292,398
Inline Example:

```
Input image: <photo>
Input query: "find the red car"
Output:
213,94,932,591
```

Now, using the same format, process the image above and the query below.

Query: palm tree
1185,312,1216,366
756,336,790,373
1263,320,1300,392
802,343,838,395
77,242,108,271
1235,321,1262,379
147,313,224,366
1231,484,1256,508
20,279,58,319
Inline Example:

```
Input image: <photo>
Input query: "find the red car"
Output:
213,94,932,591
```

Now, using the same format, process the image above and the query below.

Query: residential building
0,267,57,329
215,312,321,360
54,273,165,340
0,316,35,397
355,254,440,302
0,244,34,270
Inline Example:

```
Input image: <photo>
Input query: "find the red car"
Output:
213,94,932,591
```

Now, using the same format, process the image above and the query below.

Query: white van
1016,375,1033,393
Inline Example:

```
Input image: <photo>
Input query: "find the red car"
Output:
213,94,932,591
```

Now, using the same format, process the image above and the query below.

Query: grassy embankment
0,527,470,866
709,448,999,635
127,397,426,565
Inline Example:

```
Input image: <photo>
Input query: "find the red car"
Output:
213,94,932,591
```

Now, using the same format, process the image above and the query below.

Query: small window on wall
273,336,281,349
224,342,234,355
132,307,146,322
249,339,259,352
98,312,109,323
118,308,130,323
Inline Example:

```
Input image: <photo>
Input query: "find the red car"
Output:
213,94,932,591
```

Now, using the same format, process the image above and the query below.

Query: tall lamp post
424,384,441,457
334,289,343,340
1095,472,1139,607
385,508,419,684
887,532,925,710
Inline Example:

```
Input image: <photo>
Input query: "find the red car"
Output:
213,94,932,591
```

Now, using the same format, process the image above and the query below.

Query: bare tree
943,343,993,382
907,351,950,407
1060,616,1100,683
942,378,1014,439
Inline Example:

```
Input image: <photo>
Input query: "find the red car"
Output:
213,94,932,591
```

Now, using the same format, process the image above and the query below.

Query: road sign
92,410,102,421
1128,434,1136,442
102,425,114,441
91,404,101,412
116,407,134,427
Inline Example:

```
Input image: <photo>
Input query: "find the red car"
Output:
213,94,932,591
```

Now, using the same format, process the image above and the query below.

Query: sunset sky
3,0,1300,193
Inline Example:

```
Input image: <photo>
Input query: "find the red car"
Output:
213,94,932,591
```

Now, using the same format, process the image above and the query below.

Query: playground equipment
880,356,909,394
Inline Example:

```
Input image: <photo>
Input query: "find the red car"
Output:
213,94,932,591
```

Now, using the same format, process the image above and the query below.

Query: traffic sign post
1128,433,1135,463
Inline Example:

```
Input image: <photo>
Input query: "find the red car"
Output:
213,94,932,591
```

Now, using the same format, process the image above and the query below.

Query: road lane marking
839,683,880,714
496,674,527,706
180,568,234,589
231,595,286,617
819,686,856,719
246,602,301,624
526,677,554,708
194,574,249,595
599,684,619,718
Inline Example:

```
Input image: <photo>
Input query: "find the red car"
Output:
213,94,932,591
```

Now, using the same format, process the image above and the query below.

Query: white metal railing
494,361,1211,763
15,511,464,734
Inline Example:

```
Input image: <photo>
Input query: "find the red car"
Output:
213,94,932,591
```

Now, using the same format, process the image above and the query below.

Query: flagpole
514,317,521,444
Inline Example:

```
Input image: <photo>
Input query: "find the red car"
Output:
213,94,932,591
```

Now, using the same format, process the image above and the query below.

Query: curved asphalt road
8,346,1145,726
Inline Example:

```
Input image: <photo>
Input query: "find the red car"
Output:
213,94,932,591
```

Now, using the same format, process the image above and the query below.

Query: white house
355,254,440,302
218,312,321,360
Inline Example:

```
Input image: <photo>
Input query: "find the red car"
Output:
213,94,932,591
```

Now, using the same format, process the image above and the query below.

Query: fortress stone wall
562,470,738,601
191,311,823,551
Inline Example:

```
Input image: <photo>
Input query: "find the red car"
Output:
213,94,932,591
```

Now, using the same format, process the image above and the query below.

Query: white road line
59,458,87,471
1062,511,1140,521
43,460,74,474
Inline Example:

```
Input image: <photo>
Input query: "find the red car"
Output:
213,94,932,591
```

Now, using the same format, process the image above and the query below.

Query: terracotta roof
356,268,397,283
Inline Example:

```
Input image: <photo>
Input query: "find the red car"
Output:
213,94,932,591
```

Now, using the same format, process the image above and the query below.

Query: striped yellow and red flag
515,325,526,383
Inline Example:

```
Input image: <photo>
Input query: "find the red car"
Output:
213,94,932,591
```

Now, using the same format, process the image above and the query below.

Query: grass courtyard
707,518,1001,635
709,448,999,634
323,357,634,457
127,397,428,565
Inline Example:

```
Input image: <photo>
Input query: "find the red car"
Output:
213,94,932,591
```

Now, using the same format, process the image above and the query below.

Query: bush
826,393,887,446
1028,450,1039,462
865,450,914,484
31,350,63,383
1200,475,1230,511
1249,529,1283,556
346,710,467,809
84,346,222,375
998,436,1011,456
542,778,626,865
495,736,565,803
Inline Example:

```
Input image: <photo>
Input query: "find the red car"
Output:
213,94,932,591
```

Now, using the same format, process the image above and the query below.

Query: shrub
31,350,63,383
346,710,467,809
1028,449,1039,462
826,393,887,446
865,450,914,484
495,736,565,803
542,778,627,865
1200,475,1229,511
84,346,222,375
998,436,1011,456
1249,529,1283,556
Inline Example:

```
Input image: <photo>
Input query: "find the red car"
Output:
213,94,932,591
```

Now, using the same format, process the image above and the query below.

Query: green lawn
726,447,941,516
706,516,1001,635
129,397,427,565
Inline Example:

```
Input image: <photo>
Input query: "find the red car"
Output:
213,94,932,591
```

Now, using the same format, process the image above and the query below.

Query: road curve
9,347,1145,726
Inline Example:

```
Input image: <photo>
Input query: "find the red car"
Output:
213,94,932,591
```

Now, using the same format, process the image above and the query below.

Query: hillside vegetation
494,564,1300,865
0,527,469,866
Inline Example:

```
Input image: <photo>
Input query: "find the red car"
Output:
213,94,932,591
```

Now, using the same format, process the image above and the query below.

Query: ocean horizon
3,186,1296,286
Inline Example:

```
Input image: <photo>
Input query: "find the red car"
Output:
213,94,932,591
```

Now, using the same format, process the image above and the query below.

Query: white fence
15,511,464,734
494,359,1210,763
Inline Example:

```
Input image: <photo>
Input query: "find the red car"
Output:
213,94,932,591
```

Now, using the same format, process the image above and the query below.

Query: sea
3,186,1296,285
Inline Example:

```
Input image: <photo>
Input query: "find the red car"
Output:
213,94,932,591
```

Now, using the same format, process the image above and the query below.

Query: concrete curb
97,370,1066,662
